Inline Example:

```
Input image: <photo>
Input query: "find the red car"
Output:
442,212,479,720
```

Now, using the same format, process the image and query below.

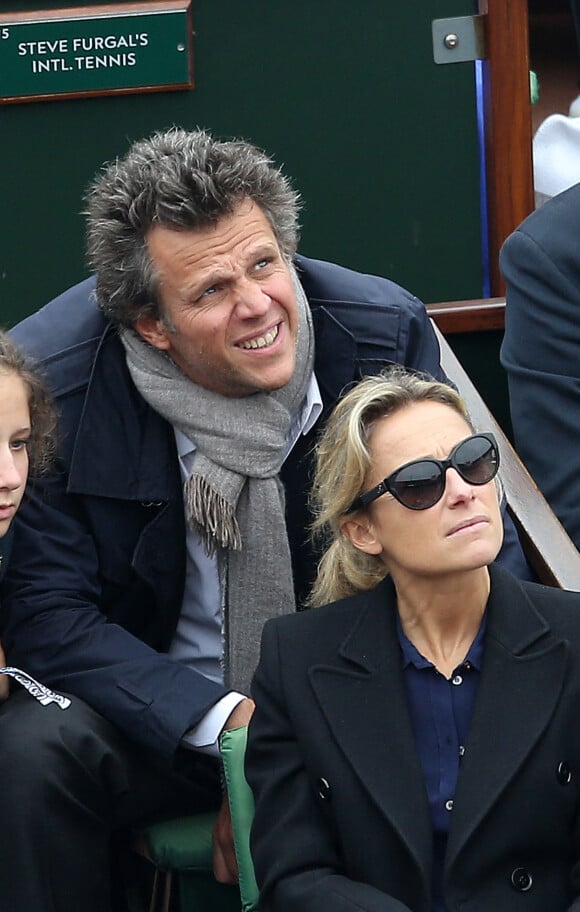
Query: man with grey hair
0,127,528,910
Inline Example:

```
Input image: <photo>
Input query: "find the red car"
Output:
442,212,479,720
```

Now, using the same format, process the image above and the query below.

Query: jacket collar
445,564,565,870
309,577,434,893
314,564,553,692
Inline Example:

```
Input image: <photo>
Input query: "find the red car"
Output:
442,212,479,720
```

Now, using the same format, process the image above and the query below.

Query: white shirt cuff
181,692,246,758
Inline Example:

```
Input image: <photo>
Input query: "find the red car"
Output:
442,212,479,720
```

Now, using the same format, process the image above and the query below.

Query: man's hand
212,697,255,883
212,795,237,883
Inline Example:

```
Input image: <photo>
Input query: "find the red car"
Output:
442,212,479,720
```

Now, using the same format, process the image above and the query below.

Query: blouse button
445,799,454,811
557,761,572,785
511,867,532,892
317,778,331,800
452,674,463,686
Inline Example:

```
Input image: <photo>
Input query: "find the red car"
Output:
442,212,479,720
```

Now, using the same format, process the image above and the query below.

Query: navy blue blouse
397,614,486,912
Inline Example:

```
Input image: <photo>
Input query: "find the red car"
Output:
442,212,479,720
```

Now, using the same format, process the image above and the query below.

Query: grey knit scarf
121,267,314,692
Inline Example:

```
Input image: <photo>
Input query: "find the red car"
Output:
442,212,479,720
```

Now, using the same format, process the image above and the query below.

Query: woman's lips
446,516,489,537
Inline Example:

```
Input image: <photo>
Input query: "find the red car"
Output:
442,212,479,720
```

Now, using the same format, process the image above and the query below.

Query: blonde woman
247,368,580,912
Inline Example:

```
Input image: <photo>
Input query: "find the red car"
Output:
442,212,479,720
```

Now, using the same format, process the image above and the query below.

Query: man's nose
233,278,271,318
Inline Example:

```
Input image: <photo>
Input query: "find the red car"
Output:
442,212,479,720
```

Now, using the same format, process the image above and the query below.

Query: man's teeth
239,325,279,350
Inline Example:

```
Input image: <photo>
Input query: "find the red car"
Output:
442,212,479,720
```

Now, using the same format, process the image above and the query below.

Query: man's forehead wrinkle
180,238,278,289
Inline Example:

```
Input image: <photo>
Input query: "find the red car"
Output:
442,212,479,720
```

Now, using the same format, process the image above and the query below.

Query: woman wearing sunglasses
246,367,580,912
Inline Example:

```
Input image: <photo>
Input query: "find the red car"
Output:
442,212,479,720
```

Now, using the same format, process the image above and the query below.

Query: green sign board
0,1,193,103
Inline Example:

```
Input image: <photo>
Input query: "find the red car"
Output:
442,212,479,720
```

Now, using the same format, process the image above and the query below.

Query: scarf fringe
184,475,242,555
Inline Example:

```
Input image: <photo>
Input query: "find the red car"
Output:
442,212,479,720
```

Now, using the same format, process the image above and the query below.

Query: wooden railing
429,320,580,590
426,298,506,334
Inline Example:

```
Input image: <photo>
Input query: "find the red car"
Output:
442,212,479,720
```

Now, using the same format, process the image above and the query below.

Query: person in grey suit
500,182,580,548
246,368,580,912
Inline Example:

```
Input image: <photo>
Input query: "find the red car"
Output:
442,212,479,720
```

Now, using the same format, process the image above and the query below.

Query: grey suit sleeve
500,228,580,548
246,623,412,912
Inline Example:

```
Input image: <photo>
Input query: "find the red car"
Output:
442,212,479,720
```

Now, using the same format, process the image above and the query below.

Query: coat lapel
311,305,358,412
446,564,568,869
309,578,433,891
67,328,180,503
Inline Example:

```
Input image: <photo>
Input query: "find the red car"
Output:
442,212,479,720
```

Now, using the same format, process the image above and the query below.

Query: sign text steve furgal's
15,32,150,74
0,2,193,104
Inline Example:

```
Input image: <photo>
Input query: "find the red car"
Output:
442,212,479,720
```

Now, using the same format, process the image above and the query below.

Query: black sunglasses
348,432,499,512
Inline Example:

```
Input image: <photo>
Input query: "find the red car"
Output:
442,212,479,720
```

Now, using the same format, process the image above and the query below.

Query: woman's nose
0,451,24,491
444,467,475,502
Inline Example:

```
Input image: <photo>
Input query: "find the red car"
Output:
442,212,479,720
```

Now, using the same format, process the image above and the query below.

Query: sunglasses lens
456,436,498,484
388,435,498,510
390,461,445,510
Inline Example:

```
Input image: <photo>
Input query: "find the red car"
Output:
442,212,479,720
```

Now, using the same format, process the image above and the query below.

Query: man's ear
340,514,383,556
133,314,171,351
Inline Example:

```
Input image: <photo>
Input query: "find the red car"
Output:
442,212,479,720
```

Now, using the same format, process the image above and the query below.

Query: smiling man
0,128,528,911
139,203,300,396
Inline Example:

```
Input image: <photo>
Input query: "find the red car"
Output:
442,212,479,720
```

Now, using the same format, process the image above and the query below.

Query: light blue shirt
174,374,322,754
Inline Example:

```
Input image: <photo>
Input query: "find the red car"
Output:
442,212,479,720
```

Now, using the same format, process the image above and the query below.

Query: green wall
1,0,482,326
450,331,513,439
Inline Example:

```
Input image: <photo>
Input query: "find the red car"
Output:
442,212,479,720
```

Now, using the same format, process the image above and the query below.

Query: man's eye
254,259,271,271
201,285,218,297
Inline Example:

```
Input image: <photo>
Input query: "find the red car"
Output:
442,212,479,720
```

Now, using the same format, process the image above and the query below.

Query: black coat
0,526,12,585
247,563,580,912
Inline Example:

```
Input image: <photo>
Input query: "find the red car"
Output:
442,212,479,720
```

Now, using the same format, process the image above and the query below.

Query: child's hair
0,331,56,474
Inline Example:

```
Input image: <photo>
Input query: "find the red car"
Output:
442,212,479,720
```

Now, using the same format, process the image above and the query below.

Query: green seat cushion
141,811,217,870
139,726,258,911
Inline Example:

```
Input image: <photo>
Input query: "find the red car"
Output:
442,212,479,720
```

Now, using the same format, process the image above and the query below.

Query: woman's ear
340,514,383,556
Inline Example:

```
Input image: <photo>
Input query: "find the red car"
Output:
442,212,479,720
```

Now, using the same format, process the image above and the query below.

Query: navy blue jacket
1,255,517,760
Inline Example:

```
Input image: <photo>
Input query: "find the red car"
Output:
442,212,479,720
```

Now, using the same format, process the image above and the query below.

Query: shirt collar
397,610,487,672
174,426,195,460
284,372,322,458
